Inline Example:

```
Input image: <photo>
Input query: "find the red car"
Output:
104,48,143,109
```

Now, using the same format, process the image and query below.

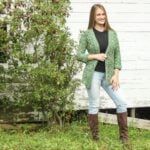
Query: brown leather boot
88,114,99,141
117,112,129,143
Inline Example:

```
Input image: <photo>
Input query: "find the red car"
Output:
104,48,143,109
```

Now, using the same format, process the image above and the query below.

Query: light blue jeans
86,71,127,114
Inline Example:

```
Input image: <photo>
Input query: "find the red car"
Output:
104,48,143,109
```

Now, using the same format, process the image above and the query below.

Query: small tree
0,0,80,126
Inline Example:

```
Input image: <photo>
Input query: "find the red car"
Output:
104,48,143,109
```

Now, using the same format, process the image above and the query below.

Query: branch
52,0,60,3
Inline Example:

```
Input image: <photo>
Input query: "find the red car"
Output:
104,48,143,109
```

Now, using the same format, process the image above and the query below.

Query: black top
93,27,108,72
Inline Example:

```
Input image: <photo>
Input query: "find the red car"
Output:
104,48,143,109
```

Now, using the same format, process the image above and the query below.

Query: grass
0,121,149,150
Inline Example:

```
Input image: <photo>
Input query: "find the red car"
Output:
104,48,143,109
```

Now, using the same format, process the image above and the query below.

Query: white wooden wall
67,0,150,109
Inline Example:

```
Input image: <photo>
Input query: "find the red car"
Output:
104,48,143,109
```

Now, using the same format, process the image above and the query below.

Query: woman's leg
101,79,127,113
86,72,102,114
101,79,129,143
86,72,104,141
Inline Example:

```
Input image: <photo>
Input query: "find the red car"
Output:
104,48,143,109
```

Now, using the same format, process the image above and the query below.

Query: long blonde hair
88,4,112,31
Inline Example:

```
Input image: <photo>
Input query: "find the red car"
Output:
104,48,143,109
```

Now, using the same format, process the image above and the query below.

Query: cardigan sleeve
76,31,89,63
114,31,122,70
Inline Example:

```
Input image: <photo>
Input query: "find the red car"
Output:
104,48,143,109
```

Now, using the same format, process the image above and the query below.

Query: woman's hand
110,74,120,91
95,53,107,61
88,53,107,61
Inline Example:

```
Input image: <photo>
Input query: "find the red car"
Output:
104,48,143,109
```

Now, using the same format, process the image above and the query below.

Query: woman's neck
94,24,105,32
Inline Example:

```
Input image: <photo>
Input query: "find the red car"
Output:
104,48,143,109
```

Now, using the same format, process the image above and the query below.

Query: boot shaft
88,114,99,141
117,112,128,142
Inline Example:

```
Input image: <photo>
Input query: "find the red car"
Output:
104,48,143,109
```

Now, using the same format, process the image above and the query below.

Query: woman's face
94,7,106,26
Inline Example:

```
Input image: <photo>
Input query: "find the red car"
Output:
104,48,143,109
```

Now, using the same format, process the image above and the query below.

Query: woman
76,4,129,143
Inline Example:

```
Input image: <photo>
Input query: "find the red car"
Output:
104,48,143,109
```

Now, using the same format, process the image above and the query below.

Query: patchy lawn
0,121,149,150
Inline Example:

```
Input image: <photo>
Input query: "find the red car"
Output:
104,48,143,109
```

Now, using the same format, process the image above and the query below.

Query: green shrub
0,0,80,126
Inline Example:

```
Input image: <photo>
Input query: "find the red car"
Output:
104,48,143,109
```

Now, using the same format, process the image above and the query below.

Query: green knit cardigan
76,28,122,89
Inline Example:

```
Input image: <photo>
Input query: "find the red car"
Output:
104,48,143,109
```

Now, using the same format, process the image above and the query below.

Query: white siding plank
72,0,150,3
70,3,150,13
68,13,150,23
67,22,150,33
